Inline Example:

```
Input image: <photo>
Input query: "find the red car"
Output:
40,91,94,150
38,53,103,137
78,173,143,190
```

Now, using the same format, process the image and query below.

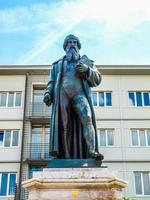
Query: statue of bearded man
43,34,104,160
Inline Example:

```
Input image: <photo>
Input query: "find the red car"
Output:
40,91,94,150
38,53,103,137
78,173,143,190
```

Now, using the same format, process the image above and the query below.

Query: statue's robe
46,55,102,158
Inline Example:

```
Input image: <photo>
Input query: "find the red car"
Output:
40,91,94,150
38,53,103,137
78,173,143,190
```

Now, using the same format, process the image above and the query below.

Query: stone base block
22,168,128,200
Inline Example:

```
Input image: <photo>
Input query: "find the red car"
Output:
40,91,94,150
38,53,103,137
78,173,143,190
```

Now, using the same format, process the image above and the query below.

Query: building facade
0,71,26,200
0,65,150,200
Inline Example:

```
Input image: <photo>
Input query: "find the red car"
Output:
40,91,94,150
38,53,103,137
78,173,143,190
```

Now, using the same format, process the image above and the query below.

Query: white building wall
0,75,26,198
1,70,149,199
93,74,150,199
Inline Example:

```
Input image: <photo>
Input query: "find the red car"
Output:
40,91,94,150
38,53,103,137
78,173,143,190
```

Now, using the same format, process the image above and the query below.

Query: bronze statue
43,34,104,160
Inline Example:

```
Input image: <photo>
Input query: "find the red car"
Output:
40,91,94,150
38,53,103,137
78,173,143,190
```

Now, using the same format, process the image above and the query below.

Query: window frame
0,92,22,108
0,173,16,197
0,130,19,148
128,91,150,107
98,129,114,147
131,129,150,147
92,91,112,107
134,172,150,196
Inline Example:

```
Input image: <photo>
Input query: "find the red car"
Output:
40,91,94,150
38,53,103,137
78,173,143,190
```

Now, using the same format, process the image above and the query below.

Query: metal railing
23,143,50,160
27,102,51,117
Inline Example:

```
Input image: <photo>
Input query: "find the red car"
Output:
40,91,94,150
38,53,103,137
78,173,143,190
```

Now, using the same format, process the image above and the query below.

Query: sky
0,0,150,65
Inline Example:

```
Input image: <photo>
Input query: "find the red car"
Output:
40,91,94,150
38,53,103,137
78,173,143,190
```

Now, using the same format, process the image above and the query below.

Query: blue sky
0,0,150,65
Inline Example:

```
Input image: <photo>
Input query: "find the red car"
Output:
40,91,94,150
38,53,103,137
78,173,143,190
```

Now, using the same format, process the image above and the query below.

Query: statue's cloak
47,55,102,158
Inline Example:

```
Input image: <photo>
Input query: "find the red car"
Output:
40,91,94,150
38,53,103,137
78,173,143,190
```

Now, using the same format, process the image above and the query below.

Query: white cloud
0,0,150,64
17,0,92,64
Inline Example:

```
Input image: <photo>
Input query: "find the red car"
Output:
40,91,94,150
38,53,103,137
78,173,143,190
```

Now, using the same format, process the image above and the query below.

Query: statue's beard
66,47,80,61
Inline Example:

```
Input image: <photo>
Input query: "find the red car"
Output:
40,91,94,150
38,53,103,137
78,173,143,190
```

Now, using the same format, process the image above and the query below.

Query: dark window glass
4,130,11,147
136,92,142,106
0,93,7,107
31,126,42,158
147,131,150,146
8,92,14,107
0,131,4,146
12,131,19,146
0,174,8,196
45,127,50,158
135,173,142,195
107,130,114,145
129,92,135,106
92,92,97,106
106,93,112,106
139,130,146,146
131,130,138,146
100,130,106,146
143,173,150,195
9,174,16,195
33,89,44,103
99,92,104,106
15,92,21,106
143,92,150,106
33,90,45,115
31,126,42,143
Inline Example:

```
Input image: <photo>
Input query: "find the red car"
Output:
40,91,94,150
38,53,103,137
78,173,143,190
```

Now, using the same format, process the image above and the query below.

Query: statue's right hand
43,93,52,106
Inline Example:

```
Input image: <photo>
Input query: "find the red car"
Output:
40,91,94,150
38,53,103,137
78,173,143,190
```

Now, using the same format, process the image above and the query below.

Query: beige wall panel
124,147,150,161
0,121,22,129
93,75,119,90
122,107,150,119
0,108,24,120
0,163,20,182
0,75,26,91
95,107,120,119
0,148,21,161
120,75,150,90
99,147,123,160
122,120,150,128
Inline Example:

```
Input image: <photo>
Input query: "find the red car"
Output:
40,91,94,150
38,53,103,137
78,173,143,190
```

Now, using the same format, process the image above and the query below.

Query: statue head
63,34,81,51
63,34,81,61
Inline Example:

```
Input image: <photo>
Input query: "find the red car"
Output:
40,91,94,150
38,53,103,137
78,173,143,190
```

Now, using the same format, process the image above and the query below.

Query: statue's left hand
76,62,89,73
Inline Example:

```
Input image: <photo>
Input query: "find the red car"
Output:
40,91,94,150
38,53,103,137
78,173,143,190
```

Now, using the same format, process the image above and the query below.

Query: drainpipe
17,73,28,200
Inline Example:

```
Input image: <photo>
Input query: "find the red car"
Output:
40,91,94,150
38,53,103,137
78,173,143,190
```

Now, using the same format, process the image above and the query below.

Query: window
134,172,150,195
0,173,16,196
0,131,4,146
98,129,114,147
131,129,150,146
12,130,19,146
0,92,22,107
4,130,11,147
15,92,22,106
31,125,50,159
8,92,14,107
92,92,112,107
33,88,45,115
29,166,43,178
0,92,7,107
129,92,150,107
0,130,19,147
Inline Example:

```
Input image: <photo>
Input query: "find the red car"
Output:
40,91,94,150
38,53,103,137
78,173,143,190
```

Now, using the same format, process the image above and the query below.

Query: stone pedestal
22,168,127,200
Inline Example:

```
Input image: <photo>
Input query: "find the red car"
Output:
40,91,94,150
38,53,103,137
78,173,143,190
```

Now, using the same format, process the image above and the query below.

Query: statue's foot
50,151,59,158
89,151,104,160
